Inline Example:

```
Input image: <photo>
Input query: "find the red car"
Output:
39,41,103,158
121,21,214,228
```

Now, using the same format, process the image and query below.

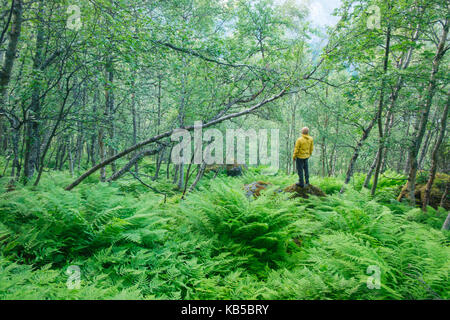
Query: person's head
301,127,309,135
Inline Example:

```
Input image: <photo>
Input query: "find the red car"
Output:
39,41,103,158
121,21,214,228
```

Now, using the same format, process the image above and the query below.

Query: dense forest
0,0,448,300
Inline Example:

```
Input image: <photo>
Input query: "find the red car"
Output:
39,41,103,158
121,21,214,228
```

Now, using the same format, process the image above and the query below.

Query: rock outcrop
283,184,326,199
243,181,326,200
205,160,247,177
401,173,449,210
243,181,272,198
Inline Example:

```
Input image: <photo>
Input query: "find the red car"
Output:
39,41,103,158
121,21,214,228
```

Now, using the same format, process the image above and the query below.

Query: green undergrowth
0,169,448,300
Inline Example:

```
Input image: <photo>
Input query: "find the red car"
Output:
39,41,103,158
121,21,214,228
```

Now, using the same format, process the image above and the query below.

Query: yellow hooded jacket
293,134,314,160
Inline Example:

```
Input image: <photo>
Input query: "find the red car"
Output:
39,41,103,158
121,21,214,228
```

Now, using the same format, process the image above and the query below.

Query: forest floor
0,163,448,300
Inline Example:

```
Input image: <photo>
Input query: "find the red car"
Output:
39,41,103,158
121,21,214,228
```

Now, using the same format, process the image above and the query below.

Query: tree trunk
58,141,67,171
172,164,179,184
328,115,339,176
371,7,420,191
154,73,162,176
33,80,74,186
188,162,207,193
371,24,392,196
74,86,87,171
89,88,98,167
398,18,448,204
440,184,448,209
0,0,22,104
364,106,395,188
442,213,450,231
23,0,45,181
68,139,74,177
105,57,116,175
166,146,172,179
0,0,23,155
131,80,138,174
177,57,187,190
321,113,329,177
340,116,377,193
99,128,106,181
401,116,412,173
10,125,20,178
422,91,449,211
418,111,439,170
380,111,395,173
153,147,165,181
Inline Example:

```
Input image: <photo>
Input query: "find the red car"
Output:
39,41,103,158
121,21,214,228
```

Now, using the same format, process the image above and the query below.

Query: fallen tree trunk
65,89,288,191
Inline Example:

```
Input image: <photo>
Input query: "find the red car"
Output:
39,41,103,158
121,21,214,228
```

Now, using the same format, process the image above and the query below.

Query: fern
0,170,448,300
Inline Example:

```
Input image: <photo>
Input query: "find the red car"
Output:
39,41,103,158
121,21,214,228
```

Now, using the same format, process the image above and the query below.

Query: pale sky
307,0,341,27
276,0,342,27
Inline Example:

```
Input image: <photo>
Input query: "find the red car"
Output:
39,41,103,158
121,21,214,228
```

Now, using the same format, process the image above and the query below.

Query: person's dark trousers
296,158,309,187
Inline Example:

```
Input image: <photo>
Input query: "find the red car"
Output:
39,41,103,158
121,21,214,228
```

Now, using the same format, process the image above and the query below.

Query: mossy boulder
226,163,245,177
403,173,450,210
243,181,272,198
204,164,222,174
284,184,326,199
243,181,326,200
205,162,247,177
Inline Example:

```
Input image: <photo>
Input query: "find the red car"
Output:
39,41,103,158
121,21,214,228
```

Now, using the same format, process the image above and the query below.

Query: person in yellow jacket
293,127,314,187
